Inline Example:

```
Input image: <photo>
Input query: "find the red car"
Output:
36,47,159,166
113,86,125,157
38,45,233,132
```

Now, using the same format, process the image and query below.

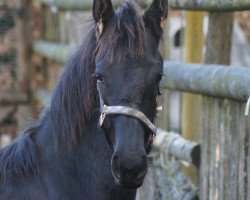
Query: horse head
92,0,168,188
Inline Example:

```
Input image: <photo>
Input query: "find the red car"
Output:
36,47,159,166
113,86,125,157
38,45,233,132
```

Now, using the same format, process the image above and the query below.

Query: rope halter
97,82,157,137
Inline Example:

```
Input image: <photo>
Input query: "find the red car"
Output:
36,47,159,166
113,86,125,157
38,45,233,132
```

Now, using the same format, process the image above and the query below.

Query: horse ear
143,0,168,37
93,0,114,36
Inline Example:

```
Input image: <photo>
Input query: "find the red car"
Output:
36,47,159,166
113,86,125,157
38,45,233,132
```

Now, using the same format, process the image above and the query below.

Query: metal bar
162,61,250,102
170,0,250,11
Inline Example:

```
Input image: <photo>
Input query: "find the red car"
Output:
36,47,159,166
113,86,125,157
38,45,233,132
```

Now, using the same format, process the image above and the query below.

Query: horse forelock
96,1,147,63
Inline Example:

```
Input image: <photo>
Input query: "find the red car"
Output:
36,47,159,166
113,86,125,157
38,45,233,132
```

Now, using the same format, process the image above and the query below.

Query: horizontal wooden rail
162,61,250,102
170,0,250,11
0,91,29,105
33,41,73,63
33,41,250,102
154,129,200,168
36,0,147,11
37,0,250,11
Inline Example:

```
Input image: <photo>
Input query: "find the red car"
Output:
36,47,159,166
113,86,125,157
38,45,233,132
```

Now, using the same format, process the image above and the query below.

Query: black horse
0,0,168,199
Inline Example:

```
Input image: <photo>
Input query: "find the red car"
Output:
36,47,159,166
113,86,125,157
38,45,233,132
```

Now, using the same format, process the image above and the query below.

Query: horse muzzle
111,152,148,188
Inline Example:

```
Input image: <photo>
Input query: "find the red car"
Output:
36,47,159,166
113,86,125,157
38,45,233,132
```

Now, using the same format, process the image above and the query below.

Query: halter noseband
97,82,157,138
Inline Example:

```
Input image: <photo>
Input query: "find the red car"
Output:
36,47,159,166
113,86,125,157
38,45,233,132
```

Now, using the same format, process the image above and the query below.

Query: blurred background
0,0,249,199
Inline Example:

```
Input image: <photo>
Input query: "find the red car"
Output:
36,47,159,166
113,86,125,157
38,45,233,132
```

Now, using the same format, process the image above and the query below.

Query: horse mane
49,29,98,151
0,125,39,180
49,1,147,151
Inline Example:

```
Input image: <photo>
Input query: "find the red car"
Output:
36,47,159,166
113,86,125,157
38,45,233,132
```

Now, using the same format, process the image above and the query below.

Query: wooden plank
170,0,250,11
225,100,239,200
237,104,248,200
247,118,250,200
218,100,226,200
223,100,230,200
208,99,217,200
199,96,210,200
243,110,250,200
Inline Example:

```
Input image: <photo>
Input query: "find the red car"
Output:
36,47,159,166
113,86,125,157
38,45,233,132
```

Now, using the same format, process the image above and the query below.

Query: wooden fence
0,0,33,139
13,0,250,199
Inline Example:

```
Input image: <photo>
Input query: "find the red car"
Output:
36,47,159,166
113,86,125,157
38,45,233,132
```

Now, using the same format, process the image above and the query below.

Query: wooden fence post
200,12,250,200
15,0,33,130
204,12,233,65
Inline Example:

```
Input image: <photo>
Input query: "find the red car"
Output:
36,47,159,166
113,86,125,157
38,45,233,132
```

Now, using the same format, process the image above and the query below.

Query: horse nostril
136,170,147,180
112,155,118,169
111,155,121,178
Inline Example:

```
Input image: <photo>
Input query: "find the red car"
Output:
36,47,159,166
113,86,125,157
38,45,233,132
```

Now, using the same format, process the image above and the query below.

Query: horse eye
95,73,104,82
